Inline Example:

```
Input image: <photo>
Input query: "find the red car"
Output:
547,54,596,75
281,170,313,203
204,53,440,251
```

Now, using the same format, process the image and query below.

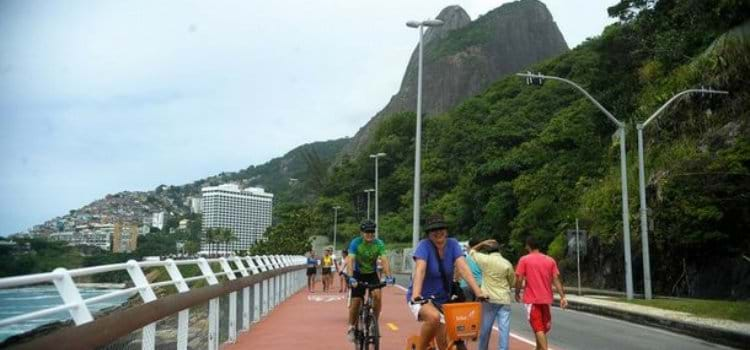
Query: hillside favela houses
200,184,273,254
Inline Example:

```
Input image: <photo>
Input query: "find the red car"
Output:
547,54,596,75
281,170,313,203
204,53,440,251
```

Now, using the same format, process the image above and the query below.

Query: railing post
244,257,261,323
51,268,93,325
125,260,158,350
232,257,251,331
164,259,190,350
219,258,238,343
255,256,269,316
198,258,220,350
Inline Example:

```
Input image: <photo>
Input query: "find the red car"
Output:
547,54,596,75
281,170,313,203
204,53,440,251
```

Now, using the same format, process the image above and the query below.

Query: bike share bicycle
342,272,390,350
405,295,485,350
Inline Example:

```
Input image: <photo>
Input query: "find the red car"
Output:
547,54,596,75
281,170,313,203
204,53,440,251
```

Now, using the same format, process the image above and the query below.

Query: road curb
554,298,749,349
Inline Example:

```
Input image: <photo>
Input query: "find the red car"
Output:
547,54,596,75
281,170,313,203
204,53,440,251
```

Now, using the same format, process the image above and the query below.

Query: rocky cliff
341,0,569,157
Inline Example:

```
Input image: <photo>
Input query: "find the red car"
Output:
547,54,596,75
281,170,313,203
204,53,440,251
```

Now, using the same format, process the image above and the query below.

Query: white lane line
393,284,548,349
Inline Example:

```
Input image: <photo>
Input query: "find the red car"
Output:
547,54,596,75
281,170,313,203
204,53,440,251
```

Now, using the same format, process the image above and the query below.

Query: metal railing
0,254,308,350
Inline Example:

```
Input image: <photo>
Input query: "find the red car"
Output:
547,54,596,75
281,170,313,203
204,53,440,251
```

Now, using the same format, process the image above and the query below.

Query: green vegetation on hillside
254,0,750,298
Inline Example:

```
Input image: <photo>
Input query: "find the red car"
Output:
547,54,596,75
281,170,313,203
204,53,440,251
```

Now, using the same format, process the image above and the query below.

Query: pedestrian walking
514,236,567,350
460,237,484,301
306,250,319,293
470,239,514,350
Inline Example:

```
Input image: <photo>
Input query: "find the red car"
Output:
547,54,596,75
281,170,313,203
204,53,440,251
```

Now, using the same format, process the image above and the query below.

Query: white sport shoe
347,327,356,343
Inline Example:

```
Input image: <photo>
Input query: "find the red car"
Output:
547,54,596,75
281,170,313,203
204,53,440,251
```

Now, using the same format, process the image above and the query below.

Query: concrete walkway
225,285,536,350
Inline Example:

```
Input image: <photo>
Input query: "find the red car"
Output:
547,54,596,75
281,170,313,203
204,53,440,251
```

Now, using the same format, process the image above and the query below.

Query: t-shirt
322,255,333,268
306,257,318,268
515,252,560,304
348,237,386,274
459,253,483,288
406,238,464,304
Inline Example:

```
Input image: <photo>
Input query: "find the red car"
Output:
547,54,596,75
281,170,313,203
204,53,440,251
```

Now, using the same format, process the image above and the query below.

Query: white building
151,212,169,230
50,224,113,251
201,184,273,252
189,197,203,214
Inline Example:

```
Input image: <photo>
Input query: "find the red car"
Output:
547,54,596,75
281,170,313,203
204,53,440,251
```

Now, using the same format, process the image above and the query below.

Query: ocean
0,286,133,342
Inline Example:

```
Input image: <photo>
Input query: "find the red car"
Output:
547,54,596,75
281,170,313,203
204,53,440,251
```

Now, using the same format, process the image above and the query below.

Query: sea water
0,286,132,342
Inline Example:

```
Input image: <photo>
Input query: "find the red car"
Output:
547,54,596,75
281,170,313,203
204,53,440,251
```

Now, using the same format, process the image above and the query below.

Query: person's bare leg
417,303,441,350
534,331,548,350
349,298,362,326
372,289,382,318
436,323,447,350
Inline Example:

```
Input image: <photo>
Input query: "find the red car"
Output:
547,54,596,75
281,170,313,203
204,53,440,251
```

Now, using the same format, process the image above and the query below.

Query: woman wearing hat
406,214,485,350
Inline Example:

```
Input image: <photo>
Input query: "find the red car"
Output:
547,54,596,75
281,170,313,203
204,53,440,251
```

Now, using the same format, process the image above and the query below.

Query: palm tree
221,228,236,256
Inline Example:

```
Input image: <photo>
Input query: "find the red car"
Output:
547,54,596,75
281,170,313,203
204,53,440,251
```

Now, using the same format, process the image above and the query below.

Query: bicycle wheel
369,313,379,350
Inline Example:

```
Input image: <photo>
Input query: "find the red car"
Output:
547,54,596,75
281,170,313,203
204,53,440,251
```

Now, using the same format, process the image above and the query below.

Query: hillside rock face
342,0,568,157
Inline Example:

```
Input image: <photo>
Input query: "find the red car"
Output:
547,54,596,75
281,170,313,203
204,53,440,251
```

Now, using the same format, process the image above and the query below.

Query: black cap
423,214,448,233
360,220,376,233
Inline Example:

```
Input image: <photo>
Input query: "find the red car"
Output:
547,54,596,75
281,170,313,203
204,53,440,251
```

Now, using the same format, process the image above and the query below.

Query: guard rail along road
0,254,308,350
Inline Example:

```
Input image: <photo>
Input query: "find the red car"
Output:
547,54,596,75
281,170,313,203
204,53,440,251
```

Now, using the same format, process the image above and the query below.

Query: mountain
341,0,569,158
21,138,350,237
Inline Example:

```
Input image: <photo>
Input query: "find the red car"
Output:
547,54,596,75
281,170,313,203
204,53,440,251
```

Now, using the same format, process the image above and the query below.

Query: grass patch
618,298,750,323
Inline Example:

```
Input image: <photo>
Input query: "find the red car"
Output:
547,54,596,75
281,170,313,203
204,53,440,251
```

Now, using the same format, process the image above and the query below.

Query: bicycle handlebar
339,272,388,290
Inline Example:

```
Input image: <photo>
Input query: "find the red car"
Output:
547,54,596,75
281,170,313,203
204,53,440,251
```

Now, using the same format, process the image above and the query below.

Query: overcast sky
0,0,617,236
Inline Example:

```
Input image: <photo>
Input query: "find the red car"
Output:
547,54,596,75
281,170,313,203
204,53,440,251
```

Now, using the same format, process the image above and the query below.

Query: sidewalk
556,293,750,349
225,285,535,350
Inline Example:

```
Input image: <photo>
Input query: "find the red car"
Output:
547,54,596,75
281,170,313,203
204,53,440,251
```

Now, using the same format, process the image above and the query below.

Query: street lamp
406,18,443,249
332,206,341,251
517,71,635,299
364,189,375,220
636,87,728,300
369,152,386,238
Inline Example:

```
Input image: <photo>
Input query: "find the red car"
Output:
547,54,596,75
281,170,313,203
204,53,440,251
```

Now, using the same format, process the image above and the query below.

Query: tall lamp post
517,72,635,299
369,153,386,238
332,206,341,251
364,189,375,220
406,18,443,249
636,87,728,300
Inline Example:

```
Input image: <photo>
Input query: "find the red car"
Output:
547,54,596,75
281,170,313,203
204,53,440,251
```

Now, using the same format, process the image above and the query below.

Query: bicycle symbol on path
307,294,347,303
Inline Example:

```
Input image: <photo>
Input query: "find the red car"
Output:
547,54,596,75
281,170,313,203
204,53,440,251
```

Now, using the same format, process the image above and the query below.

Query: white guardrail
0,255,307,350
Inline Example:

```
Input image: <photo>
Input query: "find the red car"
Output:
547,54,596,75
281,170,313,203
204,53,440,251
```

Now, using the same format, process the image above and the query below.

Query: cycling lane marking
393,284,554,349
387,322,399,331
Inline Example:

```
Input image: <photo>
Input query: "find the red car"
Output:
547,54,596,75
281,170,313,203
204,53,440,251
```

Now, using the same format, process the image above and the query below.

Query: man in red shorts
514,236,568,350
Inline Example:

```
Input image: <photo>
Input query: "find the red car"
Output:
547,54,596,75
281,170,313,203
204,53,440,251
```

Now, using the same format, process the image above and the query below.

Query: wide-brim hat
423,214,448,233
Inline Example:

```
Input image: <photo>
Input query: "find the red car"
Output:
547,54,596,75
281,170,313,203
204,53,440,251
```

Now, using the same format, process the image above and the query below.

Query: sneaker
346,327,356,343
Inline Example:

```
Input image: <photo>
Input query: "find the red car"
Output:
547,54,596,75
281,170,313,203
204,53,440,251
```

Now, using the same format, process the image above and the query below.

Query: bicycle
342,272,388,350
405,296,483,350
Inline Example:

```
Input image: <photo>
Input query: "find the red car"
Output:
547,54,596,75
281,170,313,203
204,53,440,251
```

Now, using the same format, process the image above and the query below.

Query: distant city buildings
189,197,203,214
201,184,273,252
112,223,139,253
49,223,114,251
151,212,169,230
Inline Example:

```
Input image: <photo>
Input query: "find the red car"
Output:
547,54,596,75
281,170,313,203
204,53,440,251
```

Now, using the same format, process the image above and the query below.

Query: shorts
524,304,551,333
350,272,380,299
306,267,317,276
408,300,445,324
322,267,332,275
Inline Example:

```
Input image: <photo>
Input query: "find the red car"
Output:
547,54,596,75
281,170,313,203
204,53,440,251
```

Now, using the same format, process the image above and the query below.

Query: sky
0,0,617,236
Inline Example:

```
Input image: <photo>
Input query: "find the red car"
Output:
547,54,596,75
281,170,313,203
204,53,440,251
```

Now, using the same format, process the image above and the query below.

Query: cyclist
345,220,395,342
407,214,485,350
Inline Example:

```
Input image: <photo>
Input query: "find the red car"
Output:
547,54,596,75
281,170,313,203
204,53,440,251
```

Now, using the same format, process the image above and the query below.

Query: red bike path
224,284,536,350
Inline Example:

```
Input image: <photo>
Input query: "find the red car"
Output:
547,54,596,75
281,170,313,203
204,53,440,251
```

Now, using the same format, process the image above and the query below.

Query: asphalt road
394,274,736,350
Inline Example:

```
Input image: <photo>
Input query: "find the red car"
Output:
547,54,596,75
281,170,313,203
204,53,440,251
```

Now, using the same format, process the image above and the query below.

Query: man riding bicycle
345,220,395,342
